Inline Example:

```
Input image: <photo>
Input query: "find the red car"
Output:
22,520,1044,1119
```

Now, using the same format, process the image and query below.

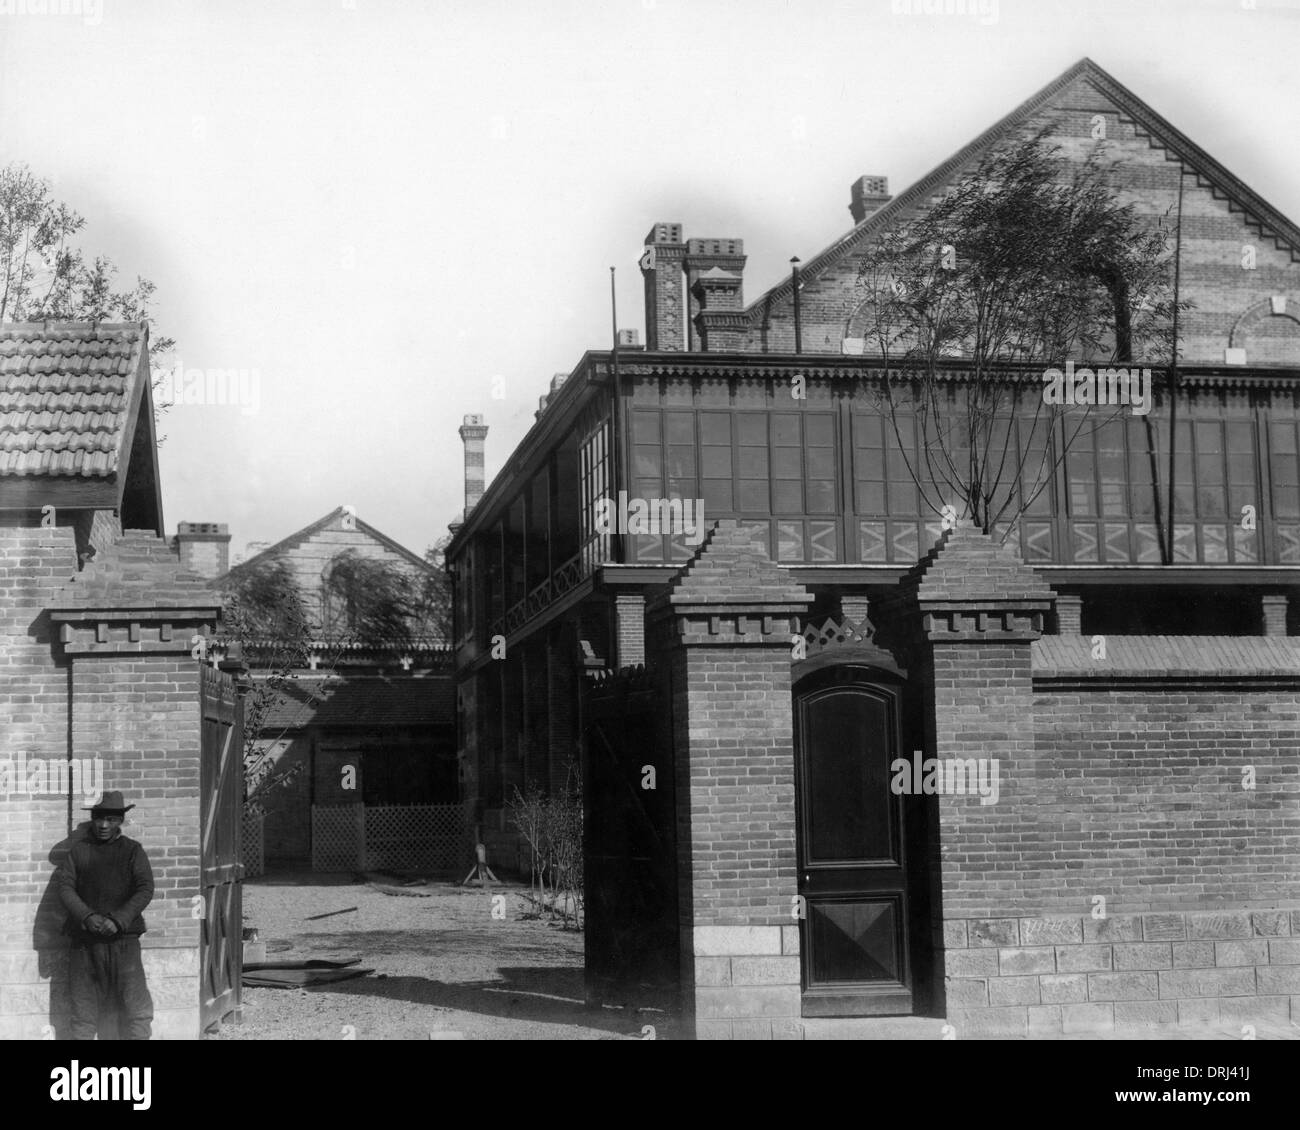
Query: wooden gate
582,666,678,1010
200,663,243,1031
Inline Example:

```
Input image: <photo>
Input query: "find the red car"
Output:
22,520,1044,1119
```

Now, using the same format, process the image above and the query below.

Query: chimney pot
850,175,891,224
175,521,231,578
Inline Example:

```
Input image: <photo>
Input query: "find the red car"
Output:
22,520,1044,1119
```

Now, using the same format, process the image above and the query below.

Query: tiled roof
0,323,147,478
255,675,455,730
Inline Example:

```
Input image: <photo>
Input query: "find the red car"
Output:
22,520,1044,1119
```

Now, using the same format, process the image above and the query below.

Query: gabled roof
221,505,433,579
0,322,162,528
748,56,1300,316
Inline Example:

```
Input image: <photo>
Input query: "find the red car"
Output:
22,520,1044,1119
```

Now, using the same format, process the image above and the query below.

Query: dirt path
208,873,665,1041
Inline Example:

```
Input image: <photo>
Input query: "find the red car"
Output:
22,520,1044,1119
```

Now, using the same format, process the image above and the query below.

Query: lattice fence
240,809,265,879
312,805,365,871
364,803,468,871
312,803,469,872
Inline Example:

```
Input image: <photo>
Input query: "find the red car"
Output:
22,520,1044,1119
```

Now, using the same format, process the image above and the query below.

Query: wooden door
200,663,243,1031
794,666,913,1016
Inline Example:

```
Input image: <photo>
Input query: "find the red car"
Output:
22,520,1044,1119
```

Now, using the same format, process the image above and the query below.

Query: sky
1,0,1298,561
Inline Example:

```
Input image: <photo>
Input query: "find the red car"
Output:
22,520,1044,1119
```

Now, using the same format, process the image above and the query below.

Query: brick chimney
459,414,488,514
685,238,746,352
640,222,687,351
849,175,891,224
175,522,231,578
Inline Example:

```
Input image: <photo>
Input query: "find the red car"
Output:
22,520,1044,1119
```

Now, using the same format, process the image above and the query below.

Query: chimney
686,238,747,352
615,329,642,349
640,222,687,351
849,175,891,224
175,522,231,578
459,413,489,514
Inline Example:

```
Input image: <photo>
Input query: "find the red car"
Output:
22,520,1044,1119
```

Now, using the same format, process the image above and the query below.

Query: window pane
807,479,836,513
773,447,802,478
634,446,662,477
703,479,732,511
888,481,917,513
739,480,770,512
666,445,696,478
740,446,769,476
806,447,835,479
774,481,803,512
665,412,694,444
805,414,834,446
773,415,800,446
857,481,886,513
854,415,884,449
702,446,732,478
737,414,767,444
700,414,731,445
632,412,659,443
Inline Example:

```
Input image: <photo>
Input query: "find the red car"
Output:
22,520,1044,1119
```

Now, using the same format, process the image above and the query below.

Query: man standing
54,791,155,1040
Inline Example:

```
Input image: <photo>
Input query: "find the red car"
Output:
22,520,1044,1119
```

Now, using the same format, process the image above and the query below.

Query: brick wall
0,518,220,1039
899,527,1300,1035
743,74,1300,363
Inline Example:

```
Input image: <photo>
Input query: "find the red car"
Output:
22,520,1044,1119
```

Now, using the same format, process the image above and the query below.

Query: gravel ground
208,872,665,1041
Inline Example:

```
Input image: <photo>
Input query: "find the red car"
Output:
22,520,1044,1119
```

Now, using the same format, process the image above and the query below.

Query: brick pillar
641,223,687,351
613,592,646,668
46,529,225,1039
1261,594,1289,636
647,521,813,1039
889,523,1054,1036
1053,592,1083,634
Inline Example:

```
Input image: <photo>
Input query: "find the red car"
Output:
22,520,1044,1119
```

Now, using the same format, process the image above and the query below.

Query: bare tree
0,162,175,431
853,129,1187,542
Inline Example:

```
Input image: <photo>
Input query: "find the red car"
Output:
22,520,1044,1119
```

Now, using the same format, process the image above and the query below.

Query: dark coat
55,833,155,940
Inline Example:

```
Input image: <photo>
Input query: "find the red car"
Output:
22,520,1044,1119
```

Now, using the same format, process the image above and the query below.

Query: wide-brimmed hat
84,790,134,815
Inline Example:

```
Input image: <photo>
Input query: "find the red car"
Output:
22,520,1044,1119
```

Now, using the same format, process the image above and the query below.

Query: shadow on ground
258,965,674,1037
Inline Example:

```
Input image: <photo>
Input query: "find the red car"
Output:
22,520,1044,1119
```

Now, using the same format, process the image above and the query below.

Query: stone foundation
943,911,1300,1035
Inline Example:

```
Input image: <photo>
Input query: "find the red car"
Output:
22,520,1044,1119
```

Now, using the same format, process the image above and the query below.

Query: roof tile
0,323,147,480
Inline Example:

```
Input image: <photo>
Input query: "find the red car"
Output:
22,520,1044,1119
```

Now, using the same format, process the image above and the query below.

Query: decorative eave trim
49,605,220,657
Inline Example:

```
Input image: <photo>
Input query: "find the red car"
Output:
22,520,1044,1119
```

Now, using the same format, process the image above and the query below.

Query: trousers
68,936,154,1040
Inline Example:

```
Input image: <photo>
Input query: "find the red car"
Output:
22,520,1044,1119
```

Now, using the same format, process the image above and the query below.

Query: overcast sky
1,0,1297,560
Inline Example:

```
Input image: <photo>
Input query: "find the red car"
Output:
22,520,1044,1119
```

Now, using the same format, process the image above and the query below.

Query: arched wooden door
793,665,915,1017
